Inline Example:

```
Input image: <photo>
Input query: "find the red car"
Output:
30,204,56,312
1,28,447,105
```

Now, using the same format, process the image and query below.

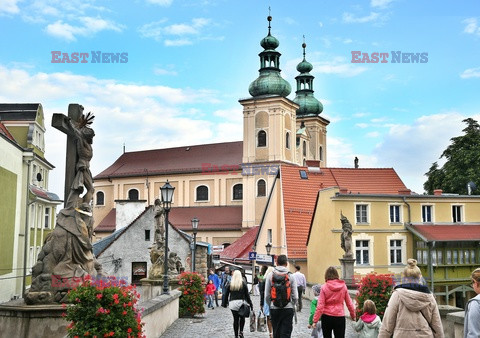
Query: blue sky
1,0,479,197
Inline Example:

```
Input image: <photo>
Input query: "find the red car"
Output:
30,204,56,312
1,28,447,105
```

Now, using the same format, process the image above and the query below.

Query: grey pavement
160,295,359,337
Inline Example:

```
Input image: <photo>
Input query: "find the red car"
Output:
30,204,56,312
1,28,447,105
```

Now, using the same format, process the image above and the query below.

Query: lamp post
265,242,272,266
160,180,175,295
191,217,199,272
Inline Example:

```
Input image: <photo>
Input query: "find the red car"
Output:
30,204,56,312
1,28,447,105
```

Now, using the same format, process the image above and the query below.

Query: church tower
239,15,298,227
293,41,330,167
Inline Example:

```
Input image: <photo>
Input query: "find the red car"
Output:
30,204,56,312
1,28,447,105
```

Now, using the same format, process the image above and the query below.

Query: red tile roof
221,226,259,262
408,224,480,242
0,122,16,142
281,165,409,259
94,141,243,179
29,185,62,202
170,206,242,231
95,208,116,232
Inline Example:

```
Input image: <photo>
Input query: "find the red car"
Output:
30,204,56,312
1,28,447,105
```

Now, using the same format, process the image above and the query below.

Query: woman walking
313,266,356,338
222,269,254,338
379,258,444,337
464,267,480,338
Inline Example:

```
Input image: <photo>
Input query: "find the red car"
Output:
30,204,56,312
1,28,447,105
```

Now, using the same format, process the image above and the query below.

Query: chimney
354,157,359,169
339,187,348,194
306,160,321,173
433,189,443,196
115,199,147,230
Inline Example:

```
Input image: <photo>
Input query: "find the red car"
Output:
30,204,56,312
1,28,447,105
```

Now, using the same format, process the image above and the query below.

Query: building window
303,141,307,156
390,240,402,264
319,146,323,161
356,204,368,224
267,229,272,243
145,230,150,241
233,184,243,200
128,189,139,200
96,191,105,205
299,170,308,179
452,205,462,223
196,185,209,201
286,132,290,149
356,240,370,265
257,130,267,147
296,137,300,147
389,205,401,223
257,179,266,197
422,205,432,223
44,208,50,229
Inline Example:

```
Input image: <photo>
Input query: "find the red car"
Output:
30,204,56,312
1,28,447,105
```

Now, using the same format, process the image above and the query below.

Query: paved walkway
160,295,359,337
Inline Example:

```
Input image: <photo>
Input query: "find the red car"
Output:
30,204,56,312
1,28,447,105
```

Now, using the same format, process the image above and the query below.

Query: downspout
22,157,34,297
402,196,411,224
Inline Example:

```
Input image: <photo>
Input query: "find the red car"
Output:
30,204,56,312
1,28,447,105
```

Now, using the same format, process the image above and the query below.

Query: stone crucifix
52,103,95,208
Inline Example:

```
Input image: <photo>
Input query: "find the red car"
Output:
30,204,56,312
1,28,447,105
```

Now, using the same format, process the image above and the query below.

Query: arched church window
128,189,139,201
96,191,105,205
303,141,307,157
258,130,267,147
319,146,323,161
233,184,243,200
257,179,266,197
286,132,290,149
196,185,209,201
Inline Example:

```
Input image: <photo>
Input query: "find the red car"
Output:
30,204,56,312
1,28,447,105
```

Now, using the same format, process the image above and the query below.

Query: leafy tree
424,118,480,195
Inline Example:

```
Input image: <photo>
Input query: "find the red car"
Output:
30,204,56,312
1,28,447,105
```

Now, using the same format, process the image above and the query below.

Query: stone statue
168,252,183,275
340,212,353,258
153,199,166,244
25,106,102,305
66,108,95,208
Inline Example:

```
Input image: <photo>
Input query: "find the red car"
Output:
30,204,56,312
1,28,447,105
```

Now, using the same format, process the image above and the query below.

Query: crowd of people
206,257,479,338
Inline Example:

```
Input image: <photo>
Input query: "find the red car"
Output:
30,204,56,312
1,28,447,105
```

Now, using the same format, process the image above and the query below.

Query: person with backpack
264,254,298,338
313,266,355,338
222,269,254,338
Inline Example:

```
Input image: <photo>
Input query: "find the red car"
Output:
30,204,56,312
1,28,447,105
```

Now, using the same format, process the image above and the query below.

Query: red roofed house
307,184,480,307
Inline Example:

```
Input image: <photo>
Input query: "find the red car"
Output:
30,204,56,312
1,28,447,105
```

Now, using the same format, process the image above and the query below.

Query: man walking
220,266,231,305
208,268,221,307
293,265,306,312
265,255,298,338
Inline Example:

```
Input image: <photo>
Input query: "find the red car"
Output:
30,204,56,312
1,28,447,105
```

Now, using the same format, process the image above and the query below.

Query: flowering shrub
178,272,205,317
356,273,394,319
63,276,145,338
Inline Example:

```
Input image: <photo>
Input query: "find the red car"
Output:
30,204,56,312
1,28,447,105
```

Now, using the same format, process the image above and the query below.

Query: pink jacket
313,279,355,323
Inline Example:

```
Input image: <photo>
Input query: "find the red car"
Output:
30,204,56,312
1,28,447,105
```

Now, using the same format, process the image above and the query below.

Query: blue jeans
207,294,214,308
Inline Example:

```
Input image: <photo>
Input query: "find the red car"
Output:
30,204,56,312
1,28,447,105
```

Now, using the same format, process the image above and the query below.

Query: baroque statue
340,212,353,258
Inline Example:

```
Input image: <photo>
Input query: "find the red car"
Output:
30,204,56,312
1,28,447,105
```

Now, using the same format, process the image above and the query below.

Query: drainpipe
402,196,411,225
22,156,34,298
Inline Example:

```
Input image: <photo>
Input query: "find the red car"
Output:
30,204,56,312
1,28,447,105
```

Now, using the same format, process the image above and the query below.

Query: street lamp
160,180,175,295
191,217,199,271
265,242,272,255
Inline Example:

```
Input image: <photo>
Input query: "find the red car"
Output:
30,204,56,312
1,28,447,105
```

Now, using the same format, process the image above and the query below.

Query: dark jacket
222,282,253,308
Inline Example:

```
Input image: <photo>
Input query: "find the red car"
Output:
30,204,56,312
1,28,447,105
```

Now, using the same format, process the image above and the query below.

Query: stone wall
142,290,181,337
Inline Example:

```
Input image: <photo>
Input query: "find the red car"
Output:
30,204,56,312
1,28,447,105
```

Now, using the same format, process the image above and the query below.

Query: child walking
354,299,382,338
308,284,323,338
205,279,216,309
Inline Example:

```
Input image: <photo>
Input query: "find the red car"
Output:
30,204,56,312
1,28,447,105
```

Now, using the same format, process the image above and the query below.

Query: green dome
296,59,313,73
249,71,292,97
261,34,279,50
294,94,323,116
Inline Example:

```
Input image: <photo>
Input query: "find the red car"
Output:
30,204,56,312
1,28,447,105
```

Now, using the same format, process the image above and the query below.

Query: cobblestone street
160,295,359,337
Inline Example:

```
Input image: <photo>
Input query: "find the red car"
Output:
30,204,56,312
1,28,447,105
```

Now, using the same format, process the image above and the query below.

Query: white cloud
366,131,380,137
153,67,178,76
313,59,368,77
139,18,212,46
463,18,480,36
343,12,380,24
45,16,124,41
0,0,20,14
318,21,324,27
356,123,369,128
460,67,480,79
145,0,173,6
343,38,353,44
371,0,393,9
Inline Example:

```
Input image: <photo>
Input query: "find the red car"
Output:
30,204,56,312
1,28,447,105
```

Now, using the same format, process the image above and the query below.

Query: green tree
424,118,480,195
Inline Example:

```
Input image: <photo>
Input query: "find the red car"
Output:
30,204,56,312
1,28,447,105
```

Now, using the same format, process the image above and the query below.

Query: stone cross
51,103,83,205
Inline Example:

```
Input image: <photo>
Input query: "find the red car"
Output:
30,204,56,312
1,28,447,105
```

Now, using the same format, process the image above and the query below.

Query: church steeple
248,14,291,98
293,39,323,116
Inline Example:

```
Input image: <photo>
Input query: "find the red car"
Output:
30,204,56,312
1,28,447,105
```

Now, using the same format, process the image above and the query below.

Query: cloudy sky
1,0,479,197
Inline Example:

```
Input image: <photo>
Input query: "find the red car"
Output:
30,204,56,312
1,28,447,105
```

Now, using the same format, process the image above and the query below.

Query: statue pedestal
339,257,356,289
140,276,180,302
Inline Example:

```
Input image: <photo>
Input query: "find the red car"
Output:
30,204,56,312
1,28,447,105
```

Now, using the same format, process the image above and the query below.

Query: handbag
257,310,267,332
238,302,250,317
250,311,256,332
